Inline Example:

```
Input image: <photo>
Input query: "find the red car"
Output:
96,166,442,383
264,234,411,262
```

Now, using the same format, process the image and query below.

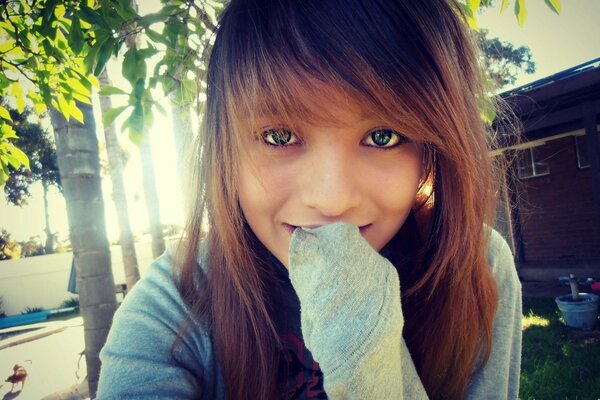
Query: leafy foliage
21,305,45,314
0,228,21,260
460,0,561,29
477,29,536,89
1,102,60,206
0,229,46,258
88,0,225,143
0,0,98,184
0,296,6,317
0,0,224,181
60,296,80,309
20,235,45,257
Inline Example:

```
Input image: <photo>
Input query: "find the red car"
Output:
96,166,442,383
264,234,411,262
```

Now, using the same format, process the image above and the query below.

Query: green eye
364,128,406,148
261,129,297,146
372,130,392,146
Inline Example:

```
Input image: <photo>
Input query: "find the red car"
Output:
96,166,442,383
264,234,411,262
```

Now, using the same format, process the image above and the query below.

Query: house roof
497,58,600,146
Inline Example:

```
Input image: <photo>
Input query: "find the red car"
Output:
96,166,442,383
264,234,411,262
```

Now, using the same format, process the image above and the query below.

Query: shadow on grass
520,297,600,400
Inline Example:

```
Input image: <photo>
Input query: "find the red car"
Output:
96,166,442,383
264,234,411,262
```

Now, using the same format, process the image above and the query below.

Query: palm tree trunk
42,180,54,253
98,69,141,291
166,0,217,216
127,0,165,259
140,133,165,258
166,0,198,212
169,102,194,220
50,103,118,398
170,103,192,193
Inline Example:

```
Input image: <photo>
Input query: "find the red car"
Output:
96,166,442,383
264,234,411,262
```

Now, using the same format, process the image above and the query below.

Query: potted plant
555,274,599,330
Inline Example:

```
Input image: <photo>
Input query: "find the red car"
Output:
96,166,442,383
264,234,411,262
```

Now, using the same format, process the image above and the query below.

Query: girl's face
237,89,423,268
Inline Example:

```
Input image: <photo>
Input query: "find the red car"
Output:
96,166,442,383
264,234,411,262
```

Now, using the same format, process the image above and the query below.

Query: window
517,146,550,179
574,135,590,169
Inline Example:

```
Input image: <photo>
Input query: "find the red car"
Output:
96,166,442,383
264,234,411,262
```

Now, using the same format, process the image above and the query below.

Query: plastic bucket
555,293,599,330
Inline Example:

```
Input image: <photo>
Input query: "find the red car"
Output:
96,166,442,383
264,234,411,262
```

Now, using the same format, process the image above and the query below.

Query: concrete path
0,317,87,400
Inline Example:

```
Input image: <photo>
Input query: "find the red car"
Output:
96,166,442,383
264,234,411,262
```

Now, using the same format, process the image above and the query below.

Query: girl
97,0,522,399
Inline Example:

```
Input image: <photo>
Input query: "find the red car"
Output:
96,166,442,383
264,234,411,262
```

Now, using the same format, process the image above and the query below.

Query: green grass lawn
520,297,600,400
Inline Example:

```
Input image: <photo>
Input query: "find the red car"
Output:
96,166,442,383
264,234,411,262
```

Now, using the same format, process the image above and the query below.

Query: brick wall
515,135,600,262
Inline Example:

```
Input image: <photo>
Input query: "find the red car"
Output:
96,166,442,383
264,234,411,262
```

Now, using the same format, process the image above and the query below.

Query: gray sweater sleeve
97,252,225,400
466,229,522,399
288,223,521,400
288,223,427,399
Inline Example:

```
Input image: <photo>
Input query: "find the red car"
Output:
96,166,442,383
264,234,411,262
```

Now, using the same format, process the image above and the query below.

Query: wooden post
583,101,600,231
506,150,526,263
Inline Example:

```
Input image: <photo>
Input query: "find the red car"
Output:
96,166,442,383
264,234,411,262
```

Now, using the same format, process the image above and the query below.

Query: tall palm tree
139,131,165,258
50,103,118,398
166,0,219,215
129,0,166,259
169,99,193,203
98,69,141,290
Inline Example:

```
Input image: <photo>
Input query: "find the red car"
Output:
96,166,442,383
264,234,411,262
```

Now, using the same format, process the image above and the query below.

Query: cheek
237,163,265,218
367,153,423,209
237,156,292,218
382,173,421,209
237,156,295,266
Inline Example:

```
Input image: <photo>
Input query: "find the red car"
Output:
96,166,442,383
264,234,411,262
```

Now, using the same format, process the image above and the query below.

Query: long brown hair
176,0,500,399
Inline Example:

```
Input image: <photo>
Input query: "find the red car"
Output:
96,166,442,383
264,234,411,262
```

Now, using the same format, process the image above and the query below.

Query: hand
288,222,403,377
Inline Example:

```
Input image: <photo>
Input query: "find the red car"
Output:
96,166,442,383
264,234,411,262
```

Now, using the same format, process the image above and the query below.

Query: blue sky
1,1,600,243
478,0,600,89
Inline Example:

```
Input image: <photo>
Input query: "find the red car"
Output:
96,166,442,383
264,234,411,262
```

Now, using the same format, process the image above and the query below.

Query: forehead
238,81,376,129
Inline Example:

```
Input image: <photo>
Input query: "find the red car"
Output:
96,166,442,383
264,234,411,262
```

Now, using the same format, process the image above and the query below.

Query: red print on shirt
280,333,327,399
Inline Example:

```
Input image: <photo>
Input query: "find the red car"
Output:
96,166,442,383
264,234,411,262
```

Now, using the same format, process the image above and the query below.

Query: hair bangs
215,0,447,145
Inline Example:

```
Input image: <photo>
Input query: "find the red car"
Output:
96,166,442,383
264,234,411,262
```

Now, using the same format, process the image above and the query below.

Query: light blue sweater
98,224,521,399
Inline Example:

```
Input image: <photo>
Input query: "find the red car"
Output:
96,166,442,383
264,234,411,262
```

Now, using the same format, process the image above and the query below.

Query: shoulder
98,250,220,398
102,251,208,352
121,243,210,316
117,251,187,321
109,249,210,343
486,228,521,293
130,250,183,299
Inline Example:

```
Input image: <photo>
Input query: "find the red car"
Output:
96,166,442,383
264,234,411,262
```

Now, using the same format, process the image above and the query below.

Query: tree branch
190,2,217,32
0,57,38,85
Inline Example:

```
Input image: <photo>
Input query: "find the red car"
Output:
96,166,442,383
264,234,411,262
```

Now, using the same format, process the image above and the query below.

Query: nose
299,147,362,217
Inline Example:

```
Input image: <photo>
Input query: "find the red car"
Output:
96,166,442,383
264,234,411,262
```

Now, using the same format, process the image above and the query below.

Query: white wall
0,240,177,316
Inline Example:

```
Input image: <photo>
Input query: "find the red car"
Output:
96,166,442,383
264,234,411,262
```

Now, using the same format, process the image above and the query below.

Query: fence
0,240,174,316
